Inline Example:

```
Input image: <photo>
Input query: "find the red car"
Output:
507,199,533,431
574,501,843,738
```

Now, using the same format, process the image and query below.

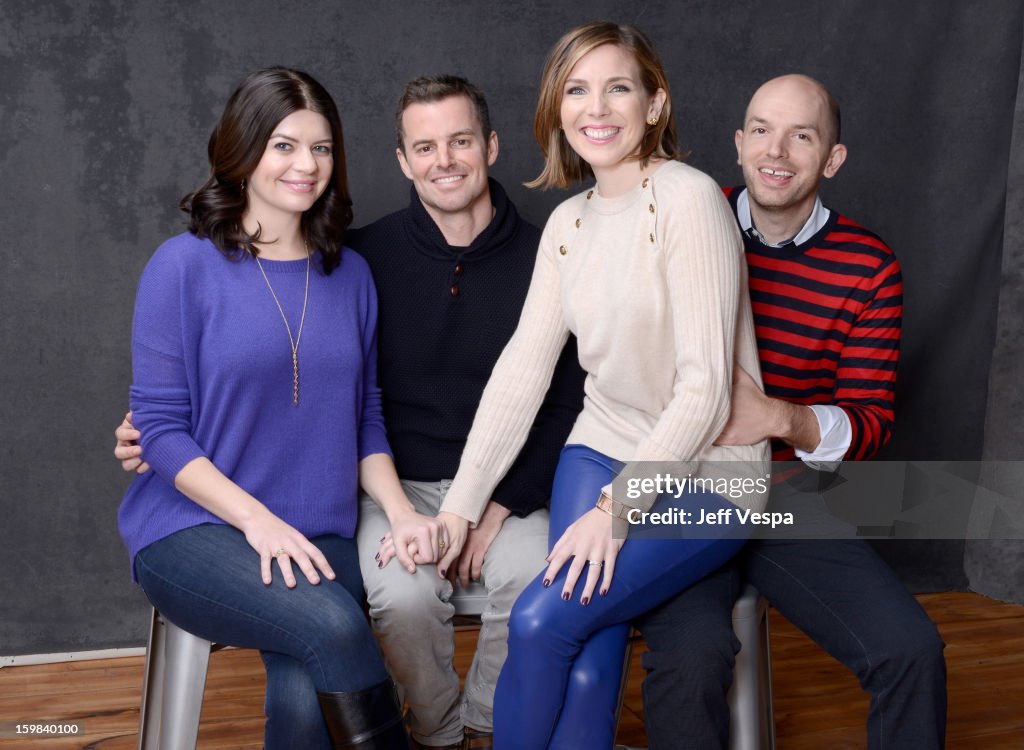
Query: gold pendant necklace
255,248,310,406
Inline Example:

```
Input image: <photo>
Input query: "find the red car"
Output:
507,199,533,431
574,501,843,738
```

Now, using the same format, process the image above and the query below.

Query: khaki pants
357,479,549,745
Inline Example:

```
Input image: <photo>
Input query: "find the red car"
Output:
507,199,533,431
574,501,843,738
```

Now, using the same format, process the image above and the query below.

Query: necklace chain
255,247,310,406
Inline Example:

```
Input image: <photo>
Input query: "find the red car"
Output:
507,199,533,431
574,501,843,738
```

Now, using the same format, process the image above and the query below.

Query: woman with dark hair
423,23,770,749
118,67,433,749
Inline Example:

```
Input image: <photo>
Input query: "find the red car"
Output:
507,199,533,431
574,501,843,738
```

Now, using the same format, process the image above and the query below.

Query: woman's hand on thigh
544,507,625,604
241,510,336,588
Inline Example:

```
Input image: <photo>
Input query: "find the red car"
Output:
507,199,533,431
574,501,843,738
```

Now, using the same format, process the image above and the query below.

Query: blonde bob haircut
527,21,682,190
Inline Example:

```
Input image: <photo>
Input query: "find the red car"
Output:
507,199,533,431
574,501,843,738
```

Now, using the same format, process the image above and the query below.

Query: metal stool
135,579,493,750
450,578,490,618
137,584,774,750
614,583,776,750
728,584,776,750
136,608,218,750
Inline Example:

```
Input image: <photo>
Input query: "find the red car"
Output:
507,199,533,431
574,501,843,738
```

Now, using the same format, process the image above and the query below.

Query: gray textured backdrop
2,1,1022,654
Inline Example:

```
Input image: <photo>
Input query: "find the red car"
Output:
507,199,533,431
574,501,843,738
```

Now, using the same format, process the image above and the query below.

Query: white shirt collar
735,188,830,247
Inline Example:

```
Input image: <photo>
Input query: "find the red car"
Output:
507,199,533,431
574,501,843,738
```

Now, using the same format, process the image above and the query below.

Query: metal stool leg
611,631,643,750
728,584,775,750
614,634,636,730
137,608,165,750
757,592,776,750
137,608,213,750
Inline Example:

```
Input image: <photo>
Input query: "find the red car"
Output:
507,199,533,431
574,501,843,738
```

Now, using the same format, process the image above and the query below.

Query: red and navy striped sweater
724,187,903,461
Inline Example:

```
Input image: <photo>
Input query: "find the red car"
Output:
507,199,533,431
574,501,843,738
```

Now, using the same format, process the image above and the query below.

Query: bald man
636,75,947,750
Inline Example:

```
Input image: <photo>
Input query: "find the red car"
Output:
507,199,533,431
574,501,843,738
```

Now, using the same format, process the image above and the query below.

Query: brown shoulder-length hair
180,67,352,274
527,22,682,191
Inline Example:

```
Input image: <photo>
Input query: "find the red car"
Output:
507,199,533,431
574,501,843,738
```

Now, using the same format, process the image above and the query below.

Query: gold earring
240,179,246,192
647,115,659,126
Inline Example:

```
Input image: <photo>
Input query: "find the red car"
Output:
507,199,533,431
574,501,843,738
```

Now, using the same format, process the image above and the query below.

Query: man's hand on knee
458,501,510,586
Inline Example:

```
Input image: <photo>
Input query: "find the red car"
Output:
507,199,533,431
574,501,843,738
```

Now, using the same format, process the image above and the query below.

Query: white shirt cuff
794,405,851,470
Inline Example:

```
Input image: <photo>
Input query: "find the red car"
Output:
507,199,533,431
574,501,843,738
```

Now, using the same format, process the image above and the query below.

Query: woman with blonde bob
430,21,770,748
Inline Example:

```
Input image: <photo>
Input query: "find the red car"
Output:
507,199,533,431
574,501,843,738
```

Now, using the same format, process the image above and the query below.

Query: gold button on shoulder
649,233,655,243
642,178,650,188
649,203,655,213
575,218,581,228
586,190,594,200
559,245,568,256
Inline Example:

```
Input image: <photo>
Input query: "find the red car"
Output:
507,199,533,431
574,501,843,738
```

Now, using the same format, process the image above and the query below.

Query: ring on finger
274,548,288,558
439,540,447,552
587,560,603,567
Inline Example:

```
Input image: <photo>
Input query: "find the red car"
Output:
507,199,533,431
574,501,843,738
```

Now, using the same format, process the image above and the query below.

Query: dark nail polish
581,596,590,606
440,569,447,577
543,578,551,588
600,588,607,596
562,591,570,601
374,553,380,561
380,536,386,543
377,560,383,568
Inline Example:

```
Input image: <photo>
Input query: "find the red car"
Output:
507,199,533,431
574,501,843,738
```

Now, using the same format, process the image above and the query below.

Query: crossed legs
494,445,747,750
135,524,386,750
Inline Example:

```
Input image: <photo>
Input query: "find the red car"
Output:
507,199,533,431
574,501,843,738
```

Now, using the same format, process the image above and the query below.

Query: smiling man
636,74,947,750
393,92,497,242
348,76,583,750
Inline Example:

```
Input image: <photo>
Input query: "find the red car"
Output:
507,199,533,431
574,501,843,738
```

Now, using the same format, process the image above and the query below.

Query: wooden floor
0,592,1021,749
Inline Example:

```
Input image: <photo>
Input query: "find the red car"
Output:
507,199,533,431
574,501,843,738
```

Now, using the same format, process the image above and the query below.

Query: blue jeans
637,537,947,750
134,523,388,750
493,445,747,750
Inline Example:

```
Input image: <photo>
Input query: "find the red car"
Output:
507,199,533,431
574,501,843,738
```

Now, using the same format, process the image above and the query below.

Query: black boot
317,679,411,749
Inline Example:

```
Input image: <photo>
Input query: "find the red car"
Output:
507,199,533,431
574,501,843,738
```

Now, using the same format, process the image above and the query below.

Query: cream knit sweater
441,161,770,524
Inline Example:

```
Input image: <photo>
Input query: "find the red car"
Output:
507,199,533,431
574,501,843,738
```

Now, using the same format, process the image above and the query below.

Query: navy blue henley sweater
348,179,584,517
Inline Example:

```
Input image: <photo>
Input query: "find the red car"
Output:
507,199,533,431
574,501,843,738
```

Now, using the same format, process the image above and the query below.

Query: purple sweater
118,233,391,572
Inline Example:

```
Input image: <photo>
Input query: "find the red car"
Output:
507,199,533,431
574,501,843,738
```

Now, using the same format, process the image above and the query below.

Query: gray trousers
357,479,548,745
